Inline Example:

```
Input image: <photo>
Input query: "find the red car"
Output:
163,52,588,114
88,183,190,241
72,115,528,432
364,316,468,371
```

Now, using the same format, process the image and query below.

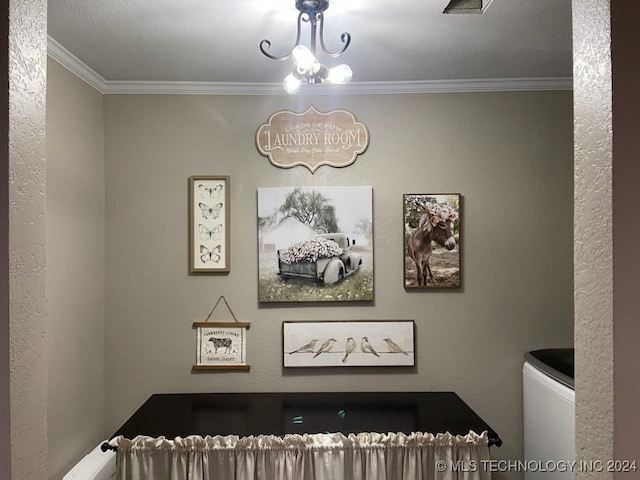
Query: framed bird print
283,320,415,368
189,175,230,272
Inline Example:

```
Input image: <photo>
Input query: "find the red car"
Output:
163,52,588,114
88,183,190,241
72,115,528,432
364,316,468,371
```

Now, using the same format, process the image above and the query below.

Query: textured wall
103,91,574,477
573,1,614,478
8,0,48,478
46,59,106,479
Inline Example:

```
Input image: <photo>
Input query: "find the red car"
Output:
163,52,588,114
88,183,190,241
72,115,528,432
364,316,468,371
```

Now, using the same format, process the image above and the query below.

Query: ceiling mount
260,0,353,94
295,0,329,16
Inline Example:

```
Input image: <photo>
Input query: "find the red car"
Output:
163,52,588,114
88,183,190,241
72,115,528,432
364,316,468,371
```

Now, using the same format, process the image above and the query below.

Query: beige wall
46,59,106,479
103,91,574,470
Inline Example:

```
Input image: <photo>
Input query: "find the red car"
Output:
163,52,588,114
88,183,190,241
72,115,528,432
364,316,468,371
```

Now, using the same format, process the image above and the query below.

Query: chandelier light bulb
326,64,353,84
283,73,303,94
291,45,318,71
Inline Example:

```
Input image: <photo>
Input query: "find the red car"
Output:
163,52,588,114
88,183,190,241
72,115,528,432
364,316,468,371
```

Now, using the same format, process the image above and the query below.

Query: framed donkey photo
403,193,461,289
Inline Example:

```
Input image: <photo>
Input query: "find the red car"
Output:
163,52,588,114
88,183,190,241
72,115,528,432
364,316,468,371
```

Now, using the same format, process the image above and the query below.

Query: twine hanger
204,295,239,323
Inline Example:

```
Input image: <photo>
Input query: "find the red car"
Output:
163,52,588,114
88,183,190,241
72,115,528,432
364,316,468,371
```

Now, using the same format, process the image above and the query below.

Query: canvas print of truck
258,186,373,302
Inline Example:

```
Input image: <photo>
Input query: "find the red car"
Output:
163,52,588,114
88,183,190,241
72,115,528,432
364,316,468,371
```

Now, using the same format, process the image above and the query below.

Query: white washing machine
523,349,575,480
63,442,116,480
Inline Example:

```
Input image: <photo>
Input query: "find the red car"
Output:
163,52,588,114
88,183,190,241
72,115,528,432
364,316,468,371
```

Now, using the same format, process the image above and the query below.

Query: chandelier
260,0,353,94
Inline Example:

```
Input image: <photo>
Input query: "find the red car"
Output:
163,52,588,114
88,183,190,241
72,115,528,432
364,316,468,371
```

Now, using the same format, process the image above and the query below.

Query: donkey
408,203,456,286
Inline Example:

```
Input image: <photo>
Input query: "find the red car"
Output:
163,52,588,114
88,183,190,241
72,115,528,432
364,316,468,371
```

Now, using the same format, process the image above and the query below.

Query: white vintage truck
277,233,362,284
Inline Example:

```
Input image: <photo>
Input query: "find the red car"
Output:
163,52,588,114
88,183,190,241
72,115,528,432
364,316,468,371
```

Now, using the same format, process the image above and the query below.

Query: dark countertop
109,391,502,447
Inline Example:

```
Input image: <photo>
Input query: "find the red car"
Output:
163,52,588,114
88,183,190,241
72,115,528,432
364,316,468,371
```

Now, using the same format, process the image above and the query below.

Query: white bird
383,338,408,355
361,337,380,357
313,338,337,358
289,338,318,355
342,337,356,363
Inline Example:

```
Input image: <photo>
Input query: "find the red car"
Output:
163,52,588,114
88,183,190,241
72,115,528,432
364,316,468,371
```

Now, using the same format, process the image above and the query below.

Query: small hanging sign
256,106,369,173
192,296,250,371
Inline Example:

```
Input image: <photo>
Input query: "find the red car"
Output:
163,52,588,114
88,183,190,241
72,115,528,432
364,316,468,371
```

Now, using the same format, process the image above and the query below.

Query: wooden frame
283,320,415,368
192,322,250,371
403,193,461,289
189,175,230,272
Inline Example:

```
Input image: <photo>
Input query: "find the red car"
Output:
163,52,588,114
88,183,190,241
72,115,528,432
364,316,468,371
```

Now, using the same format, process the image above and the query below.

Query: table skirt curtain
108,431,491,480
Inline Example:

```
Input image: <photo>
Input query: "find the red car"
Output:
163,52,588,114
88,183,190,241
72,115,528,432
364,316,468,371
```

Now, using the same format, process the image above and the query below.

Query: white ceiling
47,0,572,90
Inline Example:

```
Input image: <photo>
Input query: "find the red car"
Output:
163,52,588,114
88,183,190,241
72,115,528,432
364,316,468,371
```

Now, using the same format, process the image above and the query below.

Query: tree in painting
278,187,339,233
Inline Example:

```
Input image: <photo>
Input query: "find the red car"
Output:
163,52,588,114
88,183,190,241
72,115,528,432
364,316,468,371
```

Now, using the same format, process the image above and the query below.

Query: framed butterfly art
189,176,230,272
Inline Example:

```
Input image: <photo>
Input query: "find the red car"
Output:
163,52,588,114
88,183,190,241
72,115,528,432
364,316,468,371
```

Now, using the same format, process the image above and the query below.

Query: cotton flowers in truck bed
279,238,343,264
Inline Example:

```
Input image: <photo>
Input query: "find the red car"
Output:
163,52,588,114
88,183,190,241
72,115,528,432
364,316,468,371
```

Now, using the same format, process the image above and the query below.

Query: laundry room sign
256,106,369,173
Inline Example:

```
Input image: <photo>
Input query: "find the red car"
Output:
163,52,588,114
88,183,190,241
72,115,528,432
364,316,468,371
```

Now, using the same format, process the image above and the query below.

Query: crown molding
101,77,573,95
47,36,108,93
48,36,573,95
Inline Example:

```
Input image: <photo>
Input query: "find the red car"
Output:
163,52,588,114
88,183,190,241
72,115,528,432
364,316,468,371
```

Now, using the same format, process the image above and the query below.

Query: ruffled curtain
109,431,490,480
109,432,491,480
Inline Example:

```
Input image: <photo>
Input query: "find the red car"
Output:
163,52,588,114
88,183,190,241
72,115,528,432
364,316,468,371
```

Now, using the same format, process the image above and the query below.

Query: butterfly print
199,202,223,220
199,223,223,241
198,183,223,199
200,244,222,264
